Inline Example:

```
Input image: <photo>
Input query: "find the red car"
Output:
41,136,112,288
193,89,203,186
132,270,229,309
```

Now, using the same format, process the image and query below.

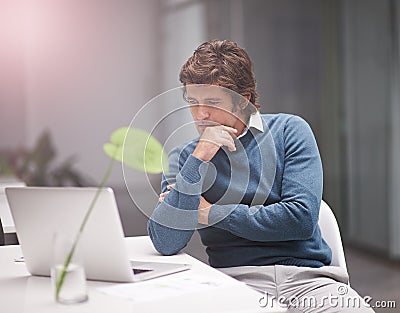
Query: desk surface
0,236,286,313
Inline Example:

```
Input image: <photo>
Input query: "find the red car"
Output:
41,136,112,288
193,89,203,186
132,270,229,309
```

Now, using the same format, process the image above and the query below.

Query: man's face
185,85,246,135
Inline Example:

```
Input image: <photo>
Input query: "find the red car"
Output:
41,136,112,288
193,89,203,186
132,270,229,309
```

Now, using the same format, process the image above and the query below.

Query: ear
240,94,251,109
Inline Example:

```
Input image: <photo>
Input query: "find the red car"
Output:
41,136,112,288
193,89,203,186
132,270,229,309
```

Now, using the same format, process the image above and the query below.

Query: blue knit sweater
148,113,332,268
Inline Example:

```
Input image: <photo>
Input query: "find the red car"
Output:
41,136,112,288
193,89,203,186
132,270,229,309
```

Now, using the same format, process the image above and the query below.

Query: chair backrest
318,200,347,271
0,217,4,246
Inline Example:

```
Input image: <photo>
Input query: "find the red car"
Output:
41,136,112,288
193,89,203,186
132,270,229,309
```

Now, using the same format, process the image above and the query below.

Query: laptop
5,187,191,282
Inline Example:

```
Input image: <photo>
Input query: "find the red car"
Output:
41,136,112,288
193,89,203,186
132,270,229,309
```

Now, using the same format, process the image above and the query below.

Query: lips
195,121,218,127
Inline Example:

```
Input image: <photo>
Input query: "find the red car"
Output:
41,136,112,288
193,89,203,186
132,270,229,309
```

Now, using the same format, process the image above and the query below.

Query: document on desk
98,274,241,303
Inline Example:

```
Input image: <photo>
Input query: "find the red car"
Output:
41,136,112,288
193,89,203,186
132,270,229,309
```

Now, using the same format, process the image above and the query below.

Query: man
148,39,373,312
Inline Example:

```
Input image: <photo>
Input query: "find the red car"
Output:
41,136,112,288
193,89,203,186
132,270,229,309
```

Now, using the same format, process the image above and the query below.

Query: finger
219,133,236,151
221,126,238,135
167,184,175,190
159,191,169,198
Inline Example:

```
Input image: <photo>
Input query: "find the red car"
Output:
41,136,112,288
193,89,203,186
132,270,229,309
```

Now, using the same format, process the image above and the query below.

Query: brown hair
179,39,260,114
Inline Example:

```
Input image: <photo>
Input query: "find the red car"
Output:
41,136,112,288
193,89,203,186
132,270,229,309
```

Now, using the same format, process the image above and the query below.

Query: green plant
55,127,168,301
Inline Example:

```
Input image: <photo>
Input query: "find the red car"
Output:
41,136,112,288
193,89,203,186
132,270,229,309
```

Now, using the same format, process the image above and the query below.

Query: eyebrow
204,97,222,101
187,97,222,101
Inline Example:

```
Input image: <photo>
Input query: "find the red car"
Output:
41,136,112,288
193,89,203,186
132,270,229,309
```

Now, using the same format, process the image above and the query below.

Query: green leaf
103,143,123,163
103,127,168,174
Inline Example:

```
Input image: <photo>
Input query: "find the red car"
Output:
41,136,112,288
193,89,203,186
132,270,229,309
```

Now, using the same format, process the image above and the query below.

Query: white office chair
318,200,347,272
0,218,4,246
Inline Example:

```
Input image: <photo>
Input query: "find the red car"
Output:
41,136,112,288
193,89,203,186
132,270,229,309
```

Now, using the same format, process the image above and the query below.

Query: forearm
209,189,321,242
147,218,195,255
148,154,208,255
148,188,200,255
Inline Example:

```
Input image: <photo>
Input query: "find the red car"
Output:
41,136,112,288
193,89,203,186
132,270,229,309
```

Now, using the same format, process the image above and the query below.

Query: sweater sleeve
208,116,323,242
147,148,209,255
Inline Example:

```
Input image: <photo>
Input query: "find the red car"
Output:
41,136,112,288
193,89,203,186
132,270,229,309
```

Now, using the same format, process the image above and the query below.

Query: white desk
0,236,286,313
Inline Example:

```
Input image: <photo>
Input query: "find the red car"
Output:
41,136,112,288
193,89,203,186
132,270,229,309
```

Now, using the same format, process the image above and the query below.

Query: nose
192,105,210,120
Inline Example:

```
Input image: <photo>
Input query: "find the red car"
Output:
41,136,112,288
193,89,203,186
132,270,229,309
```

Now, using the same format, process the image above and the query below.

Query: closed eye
185,97,198,105
185,97,221,106
205,100,221,106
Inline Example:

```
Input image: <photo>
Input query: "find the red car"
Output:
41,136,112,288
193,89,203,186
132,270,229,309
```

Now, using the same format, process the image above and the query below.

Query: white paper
97,274,233,303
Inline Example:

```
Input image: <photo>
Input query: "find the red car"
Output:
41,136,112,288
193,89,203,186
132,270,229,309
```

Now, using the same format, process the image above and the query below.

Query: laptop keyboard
132,268,152,275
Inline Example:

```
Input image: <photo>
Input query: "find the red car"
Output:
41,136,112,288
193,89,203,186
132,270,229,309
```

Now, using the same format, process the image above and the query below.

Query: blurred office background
1,0,400,310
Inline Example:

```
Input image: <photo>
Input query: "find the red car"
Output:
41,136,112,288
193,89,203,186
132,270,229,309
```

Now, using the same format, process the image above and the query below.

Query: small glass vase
51,232,88,304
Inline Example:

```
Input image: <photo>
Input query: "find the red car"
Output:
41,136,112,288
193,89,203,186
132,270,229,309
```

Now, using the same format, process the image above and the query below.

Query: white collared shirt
237,111,264,139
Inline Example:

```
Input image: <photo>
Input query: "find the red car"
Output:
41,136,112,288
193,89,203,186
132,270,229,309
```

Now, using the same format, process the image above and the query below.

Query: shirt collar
237,111,264,139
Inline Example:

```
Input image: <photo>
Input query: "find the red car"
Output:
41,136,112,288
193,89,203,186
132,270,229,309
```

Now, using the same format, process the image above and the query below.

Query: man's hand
158,185,212,225
192,126,238,162
158,184,174,202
